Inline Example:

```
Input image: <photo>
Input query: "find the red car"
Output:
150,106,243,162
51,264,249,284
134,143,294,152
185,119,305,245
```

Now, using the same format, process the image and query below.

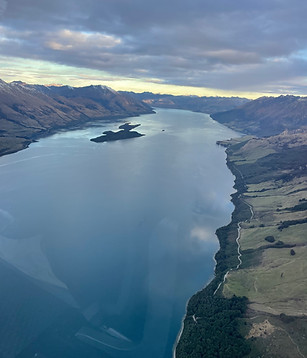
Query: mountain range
0,79,153,156
1,80,307,157
126,91,307,137
122,91,250,114
211,95,307,136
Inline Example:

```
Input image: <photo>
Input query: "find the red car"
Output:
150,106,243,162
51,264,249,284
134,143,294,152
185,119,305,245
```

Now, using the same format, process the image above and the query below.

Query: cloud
0,0,7,17
190,226,214,243
1,0,307,95
45,29,121,51
204,50,261,66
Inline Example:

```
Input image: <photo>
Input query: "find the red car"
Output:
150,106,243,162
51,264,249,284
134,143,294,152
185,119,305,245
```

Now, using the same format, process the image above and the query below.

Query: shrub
264,236,275,243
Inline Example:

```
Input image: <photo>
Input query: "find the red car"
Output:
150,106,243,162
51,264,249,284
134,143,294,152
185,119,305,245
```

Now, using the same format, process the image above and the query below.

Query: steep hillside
211,95,307,136
121,91,249,114
0,80,152,156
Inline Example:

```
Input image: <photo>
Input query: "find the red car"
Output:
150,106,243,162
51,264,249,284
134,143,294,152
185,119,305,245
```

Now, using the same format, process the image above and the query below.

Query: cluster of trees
278,217,307,231
264,235,275,243
176,292,250,358
278,201,307,212
288,201,307,212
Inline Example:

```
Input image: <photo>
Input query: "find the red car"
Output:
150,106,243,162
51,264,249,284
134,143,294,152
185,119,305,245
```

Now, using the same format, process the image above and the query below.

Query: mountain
121,91,250,114
211,95,307,136
0,79,153,156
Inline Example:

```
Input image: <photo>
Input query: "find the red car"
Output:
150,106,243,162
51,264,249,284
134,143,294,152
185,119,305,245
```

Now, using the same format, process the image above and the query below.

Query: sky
0,0,307,98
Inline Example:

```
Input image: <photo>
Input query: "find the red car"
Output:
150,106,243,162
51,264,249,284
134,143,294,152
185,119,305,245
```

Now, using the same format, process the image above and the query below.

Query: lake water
0,108,238,357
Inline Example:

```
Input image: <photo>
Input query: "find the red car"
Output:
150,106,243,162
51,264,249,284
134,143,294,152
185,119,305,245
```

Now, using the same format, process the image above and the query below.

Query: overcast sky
0,0,307,97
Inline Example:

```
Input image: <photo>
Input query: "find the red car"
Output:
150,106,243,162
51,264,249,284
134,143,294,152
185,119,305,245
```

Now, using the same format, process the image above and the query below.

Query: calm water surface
0,109,238,357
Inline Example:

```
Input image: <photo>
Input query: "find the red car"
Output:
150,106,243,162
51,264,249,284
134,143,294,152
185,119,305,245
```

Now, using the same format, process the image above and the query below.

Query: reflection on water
0,109,238,357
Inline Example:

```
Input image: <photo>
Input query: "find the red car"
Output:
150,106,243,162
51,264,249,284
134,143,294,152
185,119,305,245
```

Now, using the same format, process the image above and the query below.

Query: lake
0,108,238,358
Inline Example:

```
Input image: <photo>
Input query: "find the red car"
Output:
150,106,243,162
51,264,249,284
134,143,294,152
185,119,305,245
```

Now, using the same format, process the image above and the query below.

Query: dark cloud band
1,0,307,94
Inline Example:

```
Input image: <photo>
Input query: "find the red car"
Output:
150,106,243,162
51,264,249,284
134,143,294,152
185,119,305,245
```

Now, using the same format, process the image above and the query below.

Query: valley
0,80,153,157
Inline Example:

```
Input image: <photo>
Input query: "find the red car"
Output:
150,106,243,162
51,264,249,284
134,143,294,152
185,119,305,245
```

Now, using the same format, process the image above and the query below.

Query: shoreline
173,145,242,357
172,260,219,358
1,110,251,356
0,110,154,159
174,140,252,357
176,130,307,357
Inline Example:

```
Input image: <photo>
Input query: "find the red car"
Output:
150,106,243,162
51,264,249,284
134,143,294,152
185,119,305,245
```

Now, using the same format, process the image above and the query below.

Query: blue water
0,109,238,357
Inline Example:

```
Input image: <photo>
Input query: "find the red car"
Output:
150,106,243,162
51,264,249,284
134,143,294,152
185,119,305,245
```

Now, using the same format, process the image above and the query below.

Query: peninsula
90,123,144,142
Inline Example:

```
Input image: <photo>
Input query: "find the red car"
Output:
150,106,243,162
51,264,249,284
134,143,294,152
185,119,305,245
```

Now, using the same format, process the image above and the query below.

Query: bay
0,108,239,357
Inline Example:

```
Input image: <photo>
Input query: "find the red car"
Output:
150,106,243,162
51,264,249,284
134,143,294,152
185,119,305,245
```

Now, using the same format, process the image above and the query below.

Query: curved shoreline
174,141,252,357
172,304,186,358
213,198,254,296
0,111,154,159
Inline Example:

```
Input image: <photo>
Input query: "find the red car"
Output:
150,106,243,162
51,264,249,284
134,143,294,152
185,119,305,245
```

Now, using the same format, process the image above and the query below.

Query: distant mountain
0,79,153,156
121,91,250,114
211,95,307,136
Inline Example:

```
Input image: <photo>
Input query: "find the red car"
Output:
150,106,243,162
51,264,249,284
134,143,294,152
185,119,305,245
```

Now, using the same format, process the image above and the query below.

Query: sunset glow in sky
1,0,307,98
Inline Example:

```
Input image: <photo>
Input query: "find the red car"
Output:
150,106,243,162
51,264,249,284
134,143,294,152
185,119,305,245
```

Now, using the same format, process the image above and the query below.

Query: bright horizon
0,57,299,100
1,1,307,100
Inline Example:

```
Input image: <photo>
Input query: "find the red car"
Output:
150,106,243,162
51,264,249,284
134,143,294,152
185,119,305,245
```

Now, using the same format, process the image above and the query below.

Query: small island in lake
90,122,145,143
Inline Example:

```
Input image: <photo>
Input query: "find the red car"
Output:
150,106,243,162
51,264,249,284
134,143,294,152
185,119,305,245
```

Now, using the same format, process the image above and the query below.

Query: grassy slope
221,132,307,357
177,132,307,358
